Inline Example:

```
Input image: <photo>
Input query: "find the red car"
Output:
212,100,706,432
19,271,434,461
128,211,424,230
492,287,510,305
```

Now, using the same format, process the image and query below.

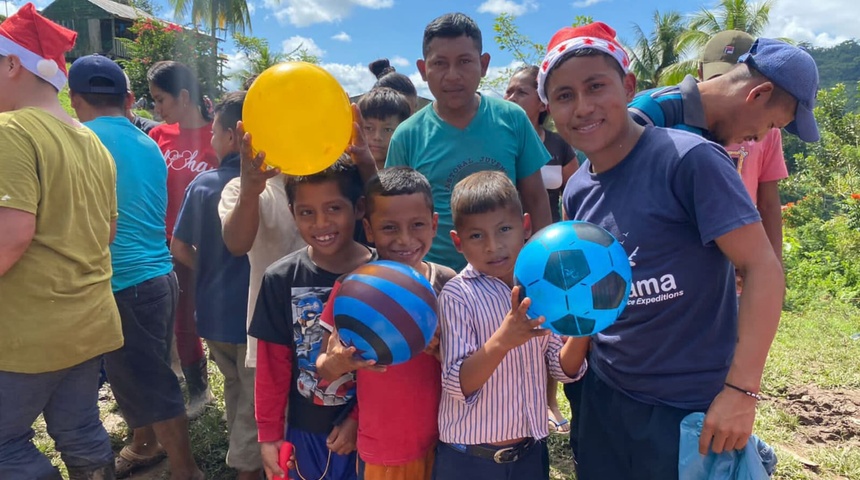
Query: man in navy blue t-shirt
172,91,261,479
534,23,788,479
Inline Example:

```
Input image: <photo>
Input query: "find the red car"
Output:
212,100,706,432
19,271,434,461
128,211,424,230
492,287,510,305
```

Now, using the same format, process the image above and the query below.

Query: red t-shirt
149,123,218,239
321,262,455,465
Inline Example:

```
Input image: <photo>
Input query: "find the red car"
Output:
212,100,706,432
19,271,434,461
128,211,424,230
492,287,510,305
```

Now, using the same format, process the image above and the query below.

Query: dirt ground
777,385,860,446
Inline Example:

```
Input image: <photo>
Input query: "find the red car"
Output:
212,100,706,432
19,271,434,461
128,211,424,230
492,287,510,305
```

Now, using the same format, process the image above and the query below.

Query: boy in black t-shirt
249,157,377,480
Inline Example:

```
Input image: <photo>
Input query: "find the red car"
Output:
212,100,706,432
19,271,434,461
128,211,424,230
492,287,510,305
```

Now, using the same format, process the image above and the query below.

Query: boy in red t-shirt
317,167,456,480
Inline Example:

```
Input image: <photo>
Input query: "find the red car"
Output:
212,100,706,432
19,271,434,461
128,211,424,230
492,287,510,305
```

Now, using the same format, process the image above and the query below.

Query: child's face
419,35,489,112
363,115,401,167
291,180,363,261
504,71,545,125
452,207,531,285
545,55,636,160
364,193,437,270
210,114,236,162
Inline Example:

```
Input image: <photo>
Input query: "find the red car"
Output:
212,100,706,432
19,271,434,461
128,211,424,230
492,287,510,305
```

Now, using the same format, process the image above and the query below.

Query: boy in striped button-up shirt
434,171,589,480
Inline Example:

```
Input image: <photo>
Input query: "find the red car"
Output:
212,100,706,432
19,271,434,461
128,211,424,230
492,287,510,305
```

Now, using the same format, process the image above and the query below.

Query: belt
446,438,537,464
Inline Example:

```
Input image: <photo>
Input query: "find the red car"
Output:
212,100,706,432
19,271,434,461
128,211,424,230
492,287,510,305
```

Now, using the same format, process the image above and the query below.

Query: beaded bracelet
724,382,763,401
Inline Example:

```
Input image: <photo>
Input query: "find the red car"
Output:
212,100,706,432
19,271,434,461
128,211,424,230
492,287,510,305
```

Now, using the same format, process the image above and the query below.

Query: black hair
73,77,126,109
511,64,548,125
357,87,411,123
450,170,522,229
546,48,626,91
213,91,245,132
285,154,363,207
146,60,212,121
422,12,482,57
242,74,259,91
365,167,433,216
369,59,418,99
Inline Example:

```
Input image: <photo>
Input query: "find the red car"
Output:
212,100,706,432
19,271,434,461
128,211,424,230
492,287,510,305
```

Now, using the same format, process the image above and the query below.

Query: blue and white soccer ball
514,221,632,337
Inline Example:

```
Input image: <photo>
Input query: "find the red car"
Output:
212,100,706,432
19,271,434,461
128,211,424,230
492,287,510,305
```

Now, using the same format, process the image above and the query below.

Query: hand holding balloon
237,121,279,199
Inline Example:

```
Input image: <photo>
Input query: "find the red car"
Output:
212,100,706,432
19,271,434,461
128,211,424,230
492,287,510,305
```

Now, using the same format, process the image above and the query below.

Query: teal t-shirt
85,116,173,292
385,95,550,271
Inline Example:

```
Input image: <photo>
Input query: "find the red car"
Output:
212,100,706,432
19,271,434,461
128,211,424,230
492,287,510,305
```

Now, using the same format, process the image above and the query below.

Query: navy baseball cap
739,38,820,142
68,54,127,95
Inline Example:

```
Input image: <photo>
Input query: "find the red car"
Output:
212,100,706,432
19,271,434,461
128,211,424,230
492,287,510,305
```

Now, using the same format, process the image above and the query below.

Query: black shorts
104,272,185,429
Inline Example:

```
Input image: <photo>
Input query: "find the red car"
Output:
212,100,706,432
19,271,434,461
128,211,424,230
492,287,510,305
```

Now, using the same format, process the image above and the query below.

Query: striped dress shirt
438,265,586,445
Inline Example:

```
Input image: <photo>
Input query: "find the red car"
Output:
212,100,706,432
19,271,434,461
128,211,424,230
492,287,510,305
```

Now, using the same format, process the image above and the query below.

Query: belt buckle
493,446,518,464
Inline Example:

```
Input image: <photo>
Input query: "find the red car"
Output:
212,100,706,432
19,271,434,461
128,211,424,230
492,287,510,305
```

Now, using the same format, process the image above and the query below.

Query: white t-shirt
219,175,305,367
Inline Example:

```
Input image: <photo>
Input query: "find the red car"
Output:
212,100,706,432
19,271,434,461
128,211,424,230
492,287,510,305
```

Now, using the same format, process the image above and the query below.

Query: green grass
29,299,860,480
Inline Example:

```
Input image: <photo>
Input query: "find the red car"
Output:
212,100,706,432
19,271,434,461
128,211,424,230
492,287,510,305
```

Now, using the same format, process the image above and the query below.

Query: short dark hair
213,91,245,132
242,74,259,91
285,154,363,207
365,167,434,216
422,12,482,57
546,48,626,87
358,87,411,123
369,59,418,99
451,171,522,229
72,76,126,109
511,64,548,125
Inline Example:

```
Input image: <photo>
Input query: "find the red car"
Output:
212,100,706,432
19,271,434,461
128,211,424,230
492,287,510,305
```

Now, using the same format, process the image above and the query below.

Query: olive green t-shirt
0,108,123,373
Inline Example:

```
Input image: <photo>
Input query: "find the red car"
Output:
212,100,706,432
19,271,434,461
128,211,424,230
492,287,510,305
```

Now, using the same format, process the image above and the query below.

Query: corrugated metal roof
87,0,156,21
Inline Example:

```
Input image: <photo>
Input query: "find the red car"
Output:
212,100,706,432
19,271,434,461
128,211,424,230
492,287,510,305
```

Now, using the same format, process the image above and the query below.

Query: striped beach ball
333,261,438,366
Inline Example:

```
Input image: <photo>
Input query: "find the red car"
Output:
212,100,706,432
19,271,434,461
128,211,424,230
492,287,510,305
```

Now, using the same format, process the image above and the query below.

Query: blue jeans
0,356,114,480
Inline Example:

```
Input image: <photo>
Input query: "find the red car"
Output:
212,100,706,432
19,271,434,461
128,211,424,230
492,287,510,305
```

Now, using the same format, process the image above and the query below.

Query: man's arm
0,208,35,276
757,181,783,262
699,221,784,455
170,238,196,270
518,171,553,234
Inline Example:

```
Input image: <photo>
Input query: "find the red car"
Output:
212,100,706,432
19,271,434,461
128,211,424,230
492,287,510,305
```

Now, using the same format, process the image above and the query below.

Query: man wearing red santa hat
0,4,124,480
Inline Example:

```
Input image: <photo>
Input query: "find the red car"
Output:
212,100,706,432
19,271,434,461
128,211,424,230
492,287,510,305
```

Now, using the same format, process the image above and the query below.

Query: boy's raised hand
325,328,387,374
492,286,550,352
237,121,279,199
347,103,376,169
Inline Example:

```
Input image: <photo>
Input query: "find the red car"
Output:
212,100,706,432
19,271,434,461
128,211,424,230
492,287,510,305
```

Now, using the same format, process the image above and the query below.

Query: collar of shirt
219,152,241,169
680,75,709,135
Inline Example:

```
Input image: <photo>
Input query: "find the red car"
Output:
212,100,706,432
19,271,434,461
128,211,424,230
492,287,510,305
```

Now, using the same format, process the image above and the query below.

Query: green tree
627,10,685,90
168,0,252,38
664,0,776,84
231,32,319,87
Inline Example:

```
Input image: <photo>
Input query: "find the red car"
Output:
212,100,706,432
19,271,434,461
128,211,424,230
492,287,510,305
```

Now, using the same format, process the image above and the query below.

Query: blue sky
5,0,858,95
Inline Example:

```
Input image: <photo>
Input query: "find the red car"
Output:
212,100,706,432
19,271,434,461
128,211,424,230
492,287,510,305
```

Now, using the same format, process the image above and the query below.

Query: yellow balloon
243,62,352,175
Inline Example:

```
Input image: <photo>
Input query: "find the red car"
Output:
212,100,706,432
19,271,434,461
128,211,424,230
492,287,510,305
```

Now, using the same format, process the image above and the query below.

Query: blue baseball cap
739,38,820,142
68,54,127,95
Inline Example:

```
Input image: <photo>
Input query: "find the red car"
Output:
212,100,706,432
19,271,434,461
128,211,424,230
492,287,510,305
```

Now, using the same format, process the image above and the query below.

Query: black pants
432,440,549,480
575,368,701,480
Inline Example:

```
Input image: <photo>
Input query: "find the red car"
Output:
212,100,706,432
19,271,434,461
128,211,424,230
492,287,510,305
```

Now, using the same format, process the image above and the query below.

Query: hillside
807,39,860,110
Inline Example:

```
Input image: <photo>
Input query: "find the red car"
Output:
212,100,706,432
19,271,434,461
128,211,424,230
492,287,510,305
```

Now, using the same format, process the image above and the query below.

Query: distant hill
807,39,860,110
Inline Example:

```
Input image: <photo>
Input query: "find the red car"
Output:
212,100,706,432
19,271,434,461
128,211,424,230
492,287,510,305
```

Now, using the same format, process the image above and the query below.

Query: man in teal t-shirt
385,13,551,271
69,54,204,479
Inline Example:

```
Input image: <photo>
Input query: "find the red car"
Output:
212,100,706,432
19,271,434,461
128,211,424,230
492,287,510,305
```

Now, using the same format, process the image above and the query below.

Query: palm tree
662,0,775,84
627,10,686,90
168,0,252,38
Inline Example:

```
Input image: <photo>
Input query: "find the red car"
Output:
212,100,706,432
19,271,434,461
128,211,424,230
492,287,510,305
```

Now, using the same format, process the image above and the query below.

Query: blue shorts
287,427,358,480
104,272,185,429
576,368,701,480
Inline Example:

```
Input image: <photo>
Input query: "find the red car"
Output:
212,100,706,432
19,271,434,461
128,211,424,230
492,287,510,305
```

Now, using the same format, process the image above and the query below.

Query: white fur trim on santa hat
0,34,68,90
536,36,630,104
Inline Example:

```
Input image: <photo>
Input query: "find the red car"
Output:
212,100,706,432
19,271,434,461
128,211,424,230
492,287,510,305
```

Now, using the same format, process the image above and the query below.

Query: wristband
724,382,763,401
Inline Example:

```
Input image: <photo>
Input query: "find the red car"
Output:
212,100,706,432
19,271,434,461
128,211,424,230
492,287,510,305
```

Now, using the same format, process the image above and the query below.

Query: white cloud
263,0,393,27
222,51,249,91
319,62,377,97
763,0,858,47
408,71,432,100
332,31,352,42
572,0,607,7
282,35,326,58
0,1,20,16
477,0,538,16
390,56,410,68
247,1,256,14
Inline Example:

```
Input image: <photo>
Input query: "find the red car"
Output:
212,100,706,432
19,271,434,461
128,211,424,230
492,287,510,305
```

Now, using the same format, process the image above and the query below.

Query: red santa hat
0,3,77,90
536,22,630,104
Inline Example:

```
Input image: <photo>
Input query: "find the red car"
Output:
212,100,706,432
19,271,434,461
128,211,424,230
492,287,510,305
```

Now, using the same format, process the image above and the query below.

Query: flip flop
548,417,571,434
115,445,167,478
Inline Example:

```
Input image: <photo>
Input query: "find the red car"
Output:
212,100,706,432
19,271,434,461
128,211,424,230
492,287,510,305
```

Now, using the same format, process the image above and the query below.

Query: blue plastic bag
679,412,777,480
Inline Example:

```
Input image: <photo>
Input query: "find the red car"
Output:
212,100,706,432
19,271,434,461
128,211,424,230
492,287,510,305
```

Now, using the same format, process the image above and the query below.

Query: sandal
115,445,167,478
548,417,571,434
